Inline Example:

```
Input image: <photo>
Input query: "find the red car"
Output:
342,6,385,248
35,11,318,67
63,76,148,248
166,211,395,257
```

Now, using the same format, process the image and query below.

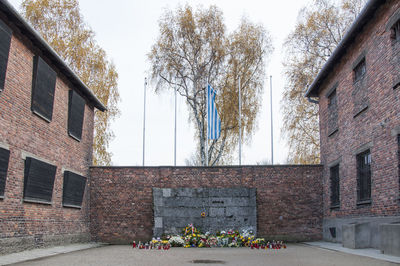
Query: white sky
8,0,312,166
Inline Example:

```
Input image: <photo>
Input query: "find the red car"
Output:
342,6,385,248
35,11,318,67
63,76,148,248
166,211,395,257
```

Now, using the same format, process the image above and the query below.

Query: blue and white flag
207,84,221,139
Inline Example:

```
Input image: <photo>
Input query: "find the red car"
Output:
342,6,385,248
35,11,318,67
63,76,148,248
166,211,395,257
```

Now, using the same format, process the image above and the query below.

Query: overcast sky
8,0,313,166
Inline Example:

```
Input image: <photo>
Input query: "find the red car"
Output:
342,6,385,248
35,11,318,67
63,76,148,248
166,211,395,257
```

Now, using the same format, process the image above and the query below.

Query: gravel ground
10,244,399,266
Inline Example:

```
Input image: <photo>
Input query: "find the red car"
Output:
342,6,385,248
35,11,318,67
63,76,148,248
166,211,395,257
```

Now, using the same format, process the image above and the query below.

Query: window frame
67,90,86,141
23,157,56,204
330,164,340,209
62,171,87,208
31,56,57,122
386,10,400,42
393,20,400,41
353,58,366,83
356,149,372,204
0,147,10,198
0,19,12,92
398,135,400,199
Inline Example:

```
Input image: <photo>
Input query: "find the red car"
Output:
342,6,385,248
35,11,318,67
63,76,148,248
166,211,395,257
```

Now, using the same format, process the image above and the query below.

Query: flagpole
143,77,147,166
270,75,274,165
174,86,177,166
238,77,241,166
205,83,208,166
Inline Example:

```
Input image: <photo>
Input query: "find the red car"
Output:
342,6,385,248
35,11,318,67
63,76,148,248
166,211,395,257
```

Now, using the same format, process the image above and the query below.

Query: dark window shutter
31,56,57,121
0,19,11,92
63,171,86,207
23,157,56,203
0,147,10,197
68,90,85,140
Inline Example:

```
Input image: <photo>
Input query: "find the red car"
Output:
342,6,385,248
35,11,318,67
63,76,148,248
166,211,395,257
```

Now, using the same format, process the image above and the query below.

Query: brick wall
318,0,400,221
0,13,94,254
90,165,323,243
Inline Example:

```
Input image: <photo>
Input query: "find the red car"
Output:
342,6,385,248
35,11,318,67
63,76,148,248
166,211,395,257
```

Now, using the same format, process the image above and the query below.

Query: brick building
305,0,400,251
0,1,105,254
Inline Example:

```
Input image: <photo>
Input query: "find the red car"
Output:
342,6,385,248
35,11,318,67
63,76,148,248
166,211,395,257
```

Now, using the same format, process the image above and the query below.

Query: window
23,157,56,203
398,135,400,195
330,164,340,208
354,59,366,83
327,88,338,136
31,56,57,122
391,20,400,41
356,150,371,203
328,89,337,107
68,90,85,141
63,171,86,208
0,147,10,198
0,19,12,92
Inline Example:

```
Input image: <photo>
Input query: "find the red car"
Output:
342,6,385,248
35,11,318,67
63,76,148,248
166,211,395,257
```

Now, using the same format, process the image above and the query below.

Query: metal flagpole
142,77,147,166
270,75,274,165
205,83,208,166
174,87,177,166
238,77,241,166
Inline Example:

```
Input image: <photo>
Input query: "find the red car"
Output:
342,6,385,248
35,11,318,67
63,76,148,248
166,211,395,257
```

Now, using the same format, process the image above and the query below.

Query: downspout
307,97,319,104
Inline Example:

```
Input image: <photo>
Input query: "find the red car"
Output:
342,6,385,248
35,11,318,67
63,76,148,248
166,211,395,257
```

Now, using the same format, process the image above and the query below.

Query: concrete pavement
2,243,399,266
0,243,103,265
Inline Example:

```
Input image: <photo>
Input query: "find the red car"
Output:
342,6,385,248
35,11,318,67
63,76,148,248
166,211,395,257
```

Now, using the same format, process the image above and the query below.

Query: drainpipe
307,97,319,104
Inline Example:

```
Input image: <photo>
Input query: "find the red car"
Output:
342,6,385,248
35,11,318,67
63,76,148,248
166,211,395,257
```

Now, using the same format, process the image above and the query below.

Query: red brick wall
0,14,94,254
318,0,400,220
89,165,323,243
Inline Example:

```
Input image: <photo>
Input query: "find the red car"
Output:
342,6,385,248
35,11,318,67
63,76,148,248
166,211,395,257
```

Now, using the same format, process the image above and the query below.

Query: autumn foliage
20,0,120,165
149,5,273,166
282,0,366,164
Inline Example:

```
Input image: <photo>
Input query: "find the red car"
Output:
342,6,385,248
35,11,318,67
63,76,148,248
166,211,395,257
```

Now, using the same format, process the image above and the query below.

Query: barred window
327,88,338,136
0,147,10,197
398,135,400,194
356,150,371,203
330,164,340,208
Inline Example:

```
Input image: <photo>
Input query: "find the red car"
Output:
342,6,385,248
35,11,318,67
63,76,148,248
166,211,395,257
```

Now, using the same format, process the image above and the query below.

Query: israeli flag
207,84,221,139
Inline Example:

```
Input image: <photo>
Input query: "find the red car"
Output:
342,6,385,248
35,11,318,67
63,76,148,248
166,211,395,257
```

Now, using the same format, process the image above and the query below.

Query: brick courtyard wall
89,165,323,243
0,13,94,254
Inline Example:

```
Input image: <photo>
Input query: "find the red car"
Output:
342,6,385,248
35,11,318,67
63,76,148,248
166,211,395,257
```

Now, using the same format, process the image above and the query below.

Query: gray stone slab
153,187,257,237
176,188,193,197
162,207,203,217
209,207,225,217
163,197,206,208
380,223,400,257
152,188,163,197
154,217,163,228
342,223,370,249
208,188,250,197
163,188,172,197
323,216,400,248
225,207,255,217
